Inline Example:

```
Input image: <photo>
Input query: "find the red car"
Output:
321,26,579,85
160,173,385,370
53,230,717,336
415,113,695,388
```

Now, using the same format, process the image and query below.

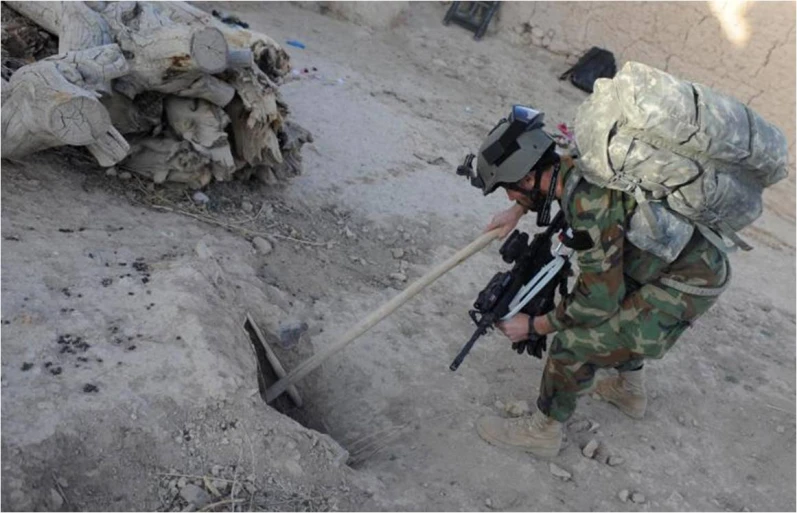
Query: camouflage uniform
537,158,729,422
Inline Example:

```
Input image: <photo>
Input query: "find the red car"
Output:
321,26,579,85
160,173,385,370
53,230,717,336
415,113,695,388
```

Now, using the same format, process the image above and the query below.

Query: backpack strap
696,223,752,253
659,257,731,297
560,160,583,225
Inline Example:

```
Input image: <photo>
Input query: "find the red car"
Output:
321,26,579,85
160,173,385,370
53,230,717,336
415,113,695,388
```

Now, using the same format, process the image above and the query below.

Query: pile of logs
1,1,312,189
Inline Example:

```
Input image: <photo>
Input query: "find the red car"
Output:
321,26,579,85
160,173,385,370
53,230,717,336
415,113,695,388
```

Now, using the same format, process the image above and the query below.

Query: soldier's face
504,173,536,203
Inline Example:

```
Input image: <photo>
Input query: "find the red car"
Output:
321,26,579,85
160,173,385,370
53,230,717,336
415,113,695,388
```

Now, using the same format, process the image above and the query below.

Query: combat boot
595,367,647,419
476,410,562,459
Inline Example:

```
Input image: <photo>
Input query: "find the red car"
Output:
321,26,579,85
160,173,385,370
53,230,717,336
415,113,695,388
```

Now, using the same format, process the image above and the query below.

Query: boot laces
525,411,554,432
620,374,645,394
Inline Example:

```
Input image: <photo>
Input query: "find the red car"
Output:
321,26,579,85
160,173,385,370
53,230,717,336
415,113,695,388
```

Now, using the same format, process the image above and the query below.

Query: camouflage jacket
544,157,729,332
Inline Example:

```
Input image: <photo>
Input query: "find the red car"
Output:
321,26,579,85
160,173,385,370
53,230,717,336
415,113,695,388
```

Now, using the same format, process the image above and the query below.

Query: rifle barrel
450,321,490,371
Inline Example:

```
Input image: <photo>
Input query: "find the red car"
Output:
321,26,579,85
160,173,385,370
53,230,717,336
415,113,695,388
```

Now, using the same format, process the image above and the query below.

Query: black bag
558,47,617,93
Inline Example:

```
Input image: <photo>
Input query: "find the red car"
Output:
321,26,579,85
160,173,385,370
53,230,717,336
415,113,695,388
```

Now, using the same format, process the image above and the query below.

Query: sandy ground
2,2,795,511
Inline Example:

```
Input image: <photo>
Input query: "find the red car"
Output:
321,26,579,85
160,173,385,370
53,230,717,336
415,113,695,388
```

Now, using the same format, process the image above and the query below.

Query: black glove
511,334,547,359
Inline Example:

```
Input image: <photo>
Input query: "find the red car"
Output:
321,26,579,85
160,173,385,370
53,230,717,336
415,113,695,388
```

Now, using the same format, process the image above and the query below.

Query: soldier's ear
519,172,536,189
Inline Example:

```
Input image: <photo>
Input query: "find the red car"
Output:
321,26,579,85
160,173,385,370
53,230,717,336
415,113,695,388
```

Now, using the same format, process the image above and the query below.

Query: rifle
449,210,572,371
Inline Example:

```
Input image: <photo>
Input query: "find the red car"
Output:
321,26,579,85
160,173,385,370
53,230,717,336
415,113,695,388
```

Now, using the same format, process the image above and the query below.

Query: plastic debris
192,192,210,205
286,40,306,49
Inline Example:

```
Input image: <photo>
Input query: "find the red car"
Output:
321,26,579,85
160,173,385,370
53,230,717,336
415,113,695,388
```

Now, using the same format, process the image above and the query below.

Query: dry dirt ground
2,2,795,512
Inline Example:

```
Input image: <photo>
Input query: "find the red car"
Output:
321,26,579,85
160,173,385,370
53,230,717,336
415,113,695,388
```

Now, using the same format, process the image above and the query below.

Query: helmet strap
534,160,560,227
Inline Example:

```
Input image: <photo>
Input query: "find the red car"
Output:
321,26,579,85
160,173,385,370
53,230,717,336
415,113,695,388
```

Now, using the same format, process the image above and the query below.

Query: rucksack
559,47,617,93
574,61,789,258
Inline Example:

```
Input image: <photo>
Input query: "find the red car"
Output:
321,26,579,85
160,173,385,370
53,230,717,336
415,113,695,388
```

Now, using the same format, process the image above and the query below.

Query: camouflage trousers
536,279,722,422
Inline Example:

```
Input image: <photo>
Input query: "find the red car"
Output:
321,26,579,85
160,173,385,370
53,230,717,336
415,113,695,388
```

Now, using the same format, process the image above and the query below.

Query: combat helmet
465,105,556,196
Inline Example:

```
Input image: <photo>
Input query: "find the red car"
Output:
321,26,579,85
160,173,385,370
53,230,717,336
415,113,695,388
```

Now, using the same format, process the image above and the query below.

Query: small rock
548,462,571,480
118,171,132,180
180,484,210,507
278,320,309,349
650,390,659,399
618,489,630,503
49,488,63,510
432,58,448,67
212,479,229,493
589,420,600,432
776,425,785,434
241,201,254,213
607,455,625,467
677,415,686,425
391,248,405,259
252,237,273,255
504,400,530,418
55,476,68,489
105,166,117,177
582,439,600,459
192,192,210,205
177,477,187,489
484,498,493,508
221,437,229,445
568,419,591,433
594,445,612,465
494,400,505,410
630,492,646,504
195,240,212,259
666,491,684,504
344,226,356,239
389,272,407,282
211,465,223,477
130,413,137,420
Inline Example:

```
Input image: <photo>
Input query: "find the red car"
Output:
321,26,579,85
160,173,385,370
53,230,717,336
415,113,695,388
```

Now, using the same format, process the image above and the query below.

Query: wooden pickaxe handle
265,228,502,403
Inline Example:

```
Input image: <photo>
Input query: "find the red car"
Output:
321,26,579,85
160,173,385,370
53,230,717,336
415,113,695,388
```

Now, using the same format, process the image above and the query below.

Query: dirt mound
0,154,385,511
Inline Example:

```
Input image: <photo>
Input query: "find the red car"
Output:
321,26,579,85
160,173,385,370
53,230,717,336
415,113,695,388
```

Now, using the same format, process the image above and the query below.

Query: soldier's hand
496,313,530,342
484,203,526,239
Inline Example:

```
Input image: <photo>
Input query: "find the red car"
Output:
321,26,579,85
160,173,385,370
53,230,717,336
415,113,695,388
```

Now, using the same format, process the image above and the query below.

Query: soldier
470,106,729,458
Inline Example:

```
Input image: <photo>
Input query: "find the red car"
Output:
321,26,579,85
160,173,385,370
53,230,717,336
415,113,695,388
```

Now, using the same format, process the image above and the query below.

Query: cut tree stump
1,44,129,165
